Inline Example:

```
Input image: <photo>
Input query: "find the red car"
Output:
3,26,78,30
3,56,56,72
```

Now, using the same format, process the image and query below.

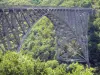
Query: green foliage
92,0,100,9
0,50,3,63
60,0,75,7
21,16,56,61
38,0,62,6
32,0,40,4
0,51,34,75
67,63,94,75
94,18,100,29
0,0,92,7
33,60,67,75
8,0,32,5
0,51,67,75
0,0,99,74
74,0,92,7
0,51,94,75
0,0,33,5
88,12,100,66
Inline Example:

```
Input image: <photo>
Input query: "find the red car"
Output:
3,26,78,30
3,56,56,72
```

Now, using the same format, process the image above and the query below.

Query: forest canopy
0,0,100,75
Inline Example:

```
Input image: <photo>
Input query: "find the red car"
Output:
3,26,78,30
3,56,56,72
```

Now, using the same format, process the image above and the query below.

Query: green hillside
0,0,100,75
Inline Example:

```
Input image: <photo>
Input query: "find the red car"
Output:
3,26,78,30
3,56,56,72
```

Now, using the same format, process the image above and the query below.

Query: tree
21,16,56,61
0,51,34,75
67,63,94,75
0,51,94,75
0,0,32,5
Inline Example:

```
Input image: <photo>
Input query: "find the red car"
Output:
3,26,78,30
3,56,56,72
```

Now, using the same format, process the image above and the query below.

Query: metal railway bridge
0,6,95,64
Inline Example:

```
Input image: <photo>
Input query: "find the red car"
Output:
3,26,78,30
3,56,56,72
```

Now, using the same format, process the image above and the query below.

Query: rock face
0,6,94,64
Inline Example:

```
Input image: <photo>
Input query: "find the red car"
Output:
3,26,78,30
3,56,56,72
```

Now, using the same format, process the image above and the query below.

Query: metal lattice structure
0,6,95,64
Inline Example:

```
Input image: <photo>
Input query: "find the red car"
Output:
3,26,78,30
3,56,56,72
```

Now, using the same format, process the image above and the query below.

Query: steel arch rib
17,12,49,51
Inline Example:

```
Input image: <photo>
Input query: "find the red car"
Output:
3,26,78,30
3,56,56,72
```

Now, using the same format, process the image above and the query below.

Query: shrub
0,51,95,75
0,51,34,75
67,63,95,75
34,59,67,75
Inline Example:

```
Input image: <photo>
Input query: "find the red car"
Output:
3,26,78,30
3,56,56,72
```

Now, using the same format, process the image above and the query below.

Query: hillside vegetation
0,0,100,75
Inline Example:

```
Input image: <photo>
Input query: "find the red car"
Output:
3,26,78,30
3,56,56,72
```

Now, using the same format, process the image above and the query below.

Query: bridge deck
0,6,94,10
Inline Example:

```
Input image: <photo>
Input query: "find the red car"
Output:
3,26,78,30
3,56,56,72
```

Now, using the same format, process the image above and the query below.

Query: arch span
0,7,94,64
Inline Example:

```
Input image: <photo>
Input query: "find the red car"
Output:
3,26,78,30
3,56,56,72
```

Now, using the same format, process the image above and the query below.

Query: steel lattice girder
0,6,95,64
